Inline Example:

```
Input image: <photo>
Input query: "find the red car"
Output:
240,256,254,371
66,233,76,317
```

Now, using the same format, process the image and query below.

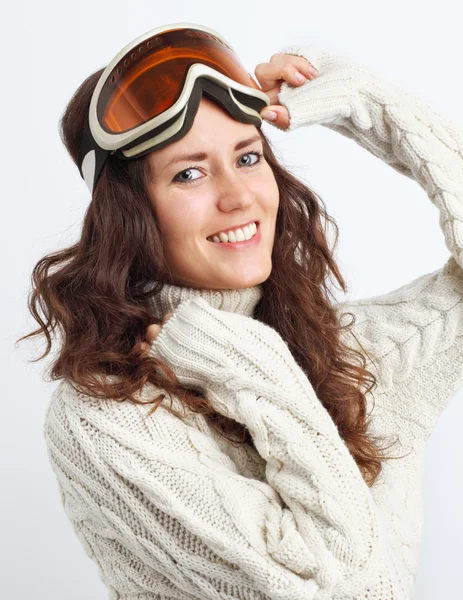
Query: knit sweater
43,44,463,600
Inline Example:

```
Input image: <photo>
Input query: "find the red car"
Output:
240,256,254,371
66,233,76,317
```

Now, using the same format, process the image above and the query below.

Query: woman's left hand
255,53,319,130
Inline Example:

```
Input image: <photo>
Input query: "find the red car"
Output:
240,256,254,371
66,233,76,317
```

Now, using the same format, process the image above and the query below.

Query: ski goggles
77,22,271,194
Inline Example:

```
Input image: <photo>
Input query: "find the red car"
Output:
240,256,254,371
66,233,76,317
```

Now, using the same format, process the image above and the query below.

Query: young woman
22,22,463,600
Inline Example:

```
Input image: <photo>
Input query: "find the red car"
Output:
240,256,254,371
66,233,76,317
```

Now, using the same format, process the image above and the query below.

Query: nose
215,169,256,211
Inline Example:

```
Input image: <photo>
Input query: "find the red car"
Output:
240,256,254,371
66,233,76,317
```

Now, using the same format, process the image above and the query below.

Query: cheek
258,171,280,213
158,197,210,243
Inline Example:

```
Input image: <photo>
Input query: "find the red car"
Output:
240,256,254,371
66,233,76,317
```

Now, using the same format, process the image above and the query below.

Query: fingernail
295,72,306,83
262,110,277,122
308,66,319,76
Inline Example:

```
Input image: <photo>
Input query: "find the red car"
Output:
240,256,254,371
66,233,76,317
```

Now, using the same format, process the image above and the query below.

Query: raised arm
274,45,463,436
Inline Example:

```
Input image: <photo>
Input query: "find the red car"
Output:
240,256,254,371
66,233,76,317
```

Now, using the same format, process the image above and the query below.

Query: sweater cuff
276,44,374,130
148,296,318,419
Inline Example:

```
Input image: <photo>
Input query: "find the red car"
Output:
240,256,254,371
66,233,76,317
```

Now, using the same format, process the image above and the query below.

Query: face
147,96,279,290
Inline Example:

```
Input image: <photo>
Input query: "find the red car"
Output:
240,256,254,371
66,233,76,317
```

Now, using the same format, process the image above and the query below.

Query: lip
207,219,259,239
207,221,261,250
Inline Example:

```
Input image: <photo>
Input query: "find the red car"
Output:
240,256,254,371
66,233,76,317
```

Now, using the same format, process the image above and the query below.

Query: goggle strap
77,117,110,194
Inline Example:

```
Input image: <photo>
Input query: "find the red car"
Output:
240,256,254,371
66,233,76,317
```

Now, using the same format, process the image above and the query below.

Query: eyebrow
163,134,262,172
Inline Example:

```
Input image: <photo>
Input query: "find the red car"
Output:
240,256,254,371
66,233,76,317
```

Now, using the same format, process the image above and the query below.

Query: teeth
210,222,257,244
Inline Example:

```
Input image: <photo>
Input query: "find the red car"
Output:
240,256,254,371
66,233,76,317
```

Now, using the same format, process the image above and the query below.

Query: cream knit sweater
43,44,463,599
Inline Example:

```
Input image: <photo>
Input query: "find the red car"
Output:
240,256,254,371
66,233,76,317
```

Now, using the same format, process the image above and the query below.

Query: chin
225,265,272,289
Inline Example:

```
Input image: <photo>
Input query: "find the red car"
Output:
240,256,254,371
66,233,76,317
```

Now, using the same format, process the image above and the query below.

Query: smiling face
147,96,279,290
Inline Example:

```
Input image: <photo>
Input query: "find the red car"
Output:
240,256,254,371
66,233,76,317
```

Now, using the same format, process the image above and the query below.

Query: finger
260,105,290,131
146,323,161,343
262,84,284,107
255,61,302,92
257,66,318,107
255,56,317,92
271,53,319,80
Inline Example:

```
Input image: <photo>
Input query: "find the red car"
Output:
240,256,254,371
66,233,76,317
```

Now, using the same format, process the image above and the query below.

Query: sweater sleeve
275,44,463,436
147,296,409,599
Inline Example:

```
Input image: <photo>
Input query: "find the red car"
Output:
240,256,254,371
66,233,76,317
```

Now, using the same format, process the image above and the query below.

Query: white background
3,1,462,598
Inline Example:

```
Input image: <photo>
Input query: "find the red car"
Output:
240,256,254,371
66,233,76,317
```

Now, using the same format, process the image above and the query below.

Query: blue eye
172,150,264,185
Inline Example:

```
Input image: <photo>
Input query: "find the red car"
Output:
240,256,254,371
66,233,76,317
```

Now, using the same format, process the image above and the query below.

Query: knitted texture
43,44,463,599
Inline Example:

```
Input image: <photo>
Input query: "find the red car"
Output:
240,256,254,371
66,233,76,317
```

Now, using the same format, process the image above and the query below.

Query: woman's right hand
140,312,174,355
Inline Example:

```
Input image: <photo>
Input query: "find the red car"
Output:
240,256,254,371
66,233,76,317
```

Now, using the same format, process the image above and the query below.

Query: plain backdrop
3,1,462,598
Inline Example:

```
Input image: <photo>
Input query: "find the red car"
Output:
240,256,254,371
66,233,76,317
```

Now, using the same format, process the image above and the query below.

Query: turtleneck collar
148,281,264,321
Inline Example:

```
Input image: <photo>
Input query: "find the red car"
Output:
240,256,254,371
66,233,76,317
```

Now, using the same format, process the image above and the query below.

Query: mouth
206,221,261,249
206,220,260,243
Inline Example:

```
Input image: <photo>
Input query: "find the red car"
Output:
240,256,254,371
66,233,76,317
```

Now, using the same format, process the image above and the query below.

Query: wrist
276,44,373,130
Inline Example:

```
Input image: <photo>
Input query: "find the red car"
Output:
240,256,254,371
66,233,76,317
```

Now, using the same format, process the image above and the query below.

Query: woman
22,22,463,599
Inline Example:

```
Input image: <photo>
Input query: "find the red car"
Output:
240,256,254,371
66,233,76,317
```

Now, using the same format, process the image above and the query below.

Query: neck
149,281,264,321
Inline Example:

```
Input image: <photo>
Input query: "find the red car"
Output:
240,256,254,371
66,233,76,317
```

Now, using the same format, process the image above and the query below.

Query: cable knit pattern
43,44,463,599
276,45,463,437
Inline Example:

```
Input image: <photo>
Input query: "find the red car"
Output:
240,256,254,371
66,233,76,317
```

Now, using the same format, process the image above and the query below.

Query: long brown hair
18,67,404,488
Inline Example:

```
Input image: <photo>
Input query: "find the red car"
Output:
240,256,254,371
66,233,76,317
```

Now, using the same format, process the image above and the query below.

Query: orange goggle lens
97,28,261,135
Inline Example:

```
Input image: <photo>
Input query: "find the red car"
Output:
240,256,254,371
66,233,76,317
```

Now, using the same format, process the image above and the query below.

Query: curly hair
18,67,404,488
